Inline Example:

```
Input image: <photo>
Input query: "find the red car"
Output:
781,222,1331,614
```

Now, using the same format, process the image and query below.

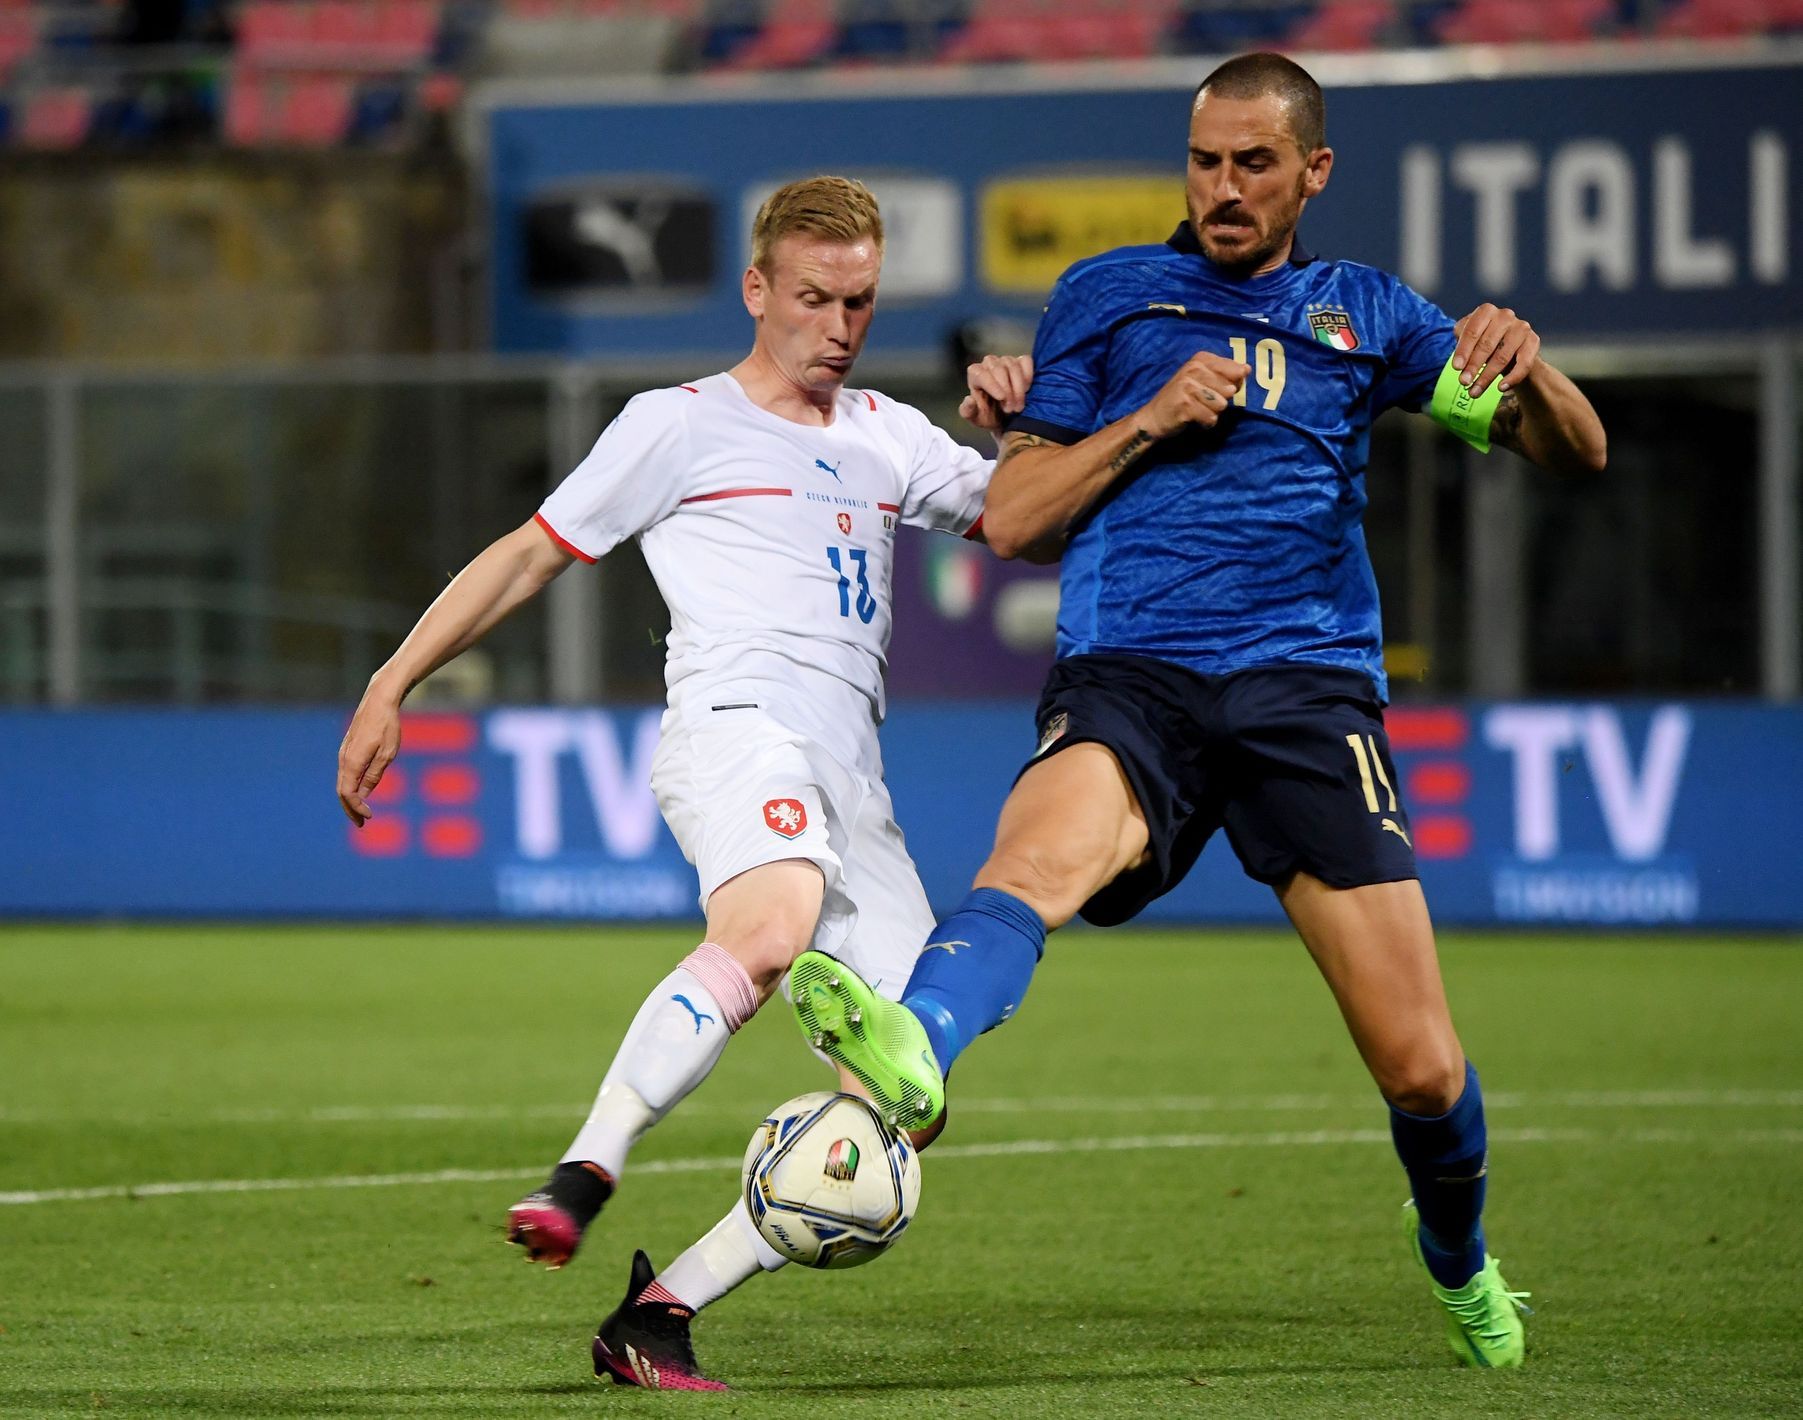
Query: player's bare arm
979,350,1249,560
336,518,573,826
1451,303,1607,474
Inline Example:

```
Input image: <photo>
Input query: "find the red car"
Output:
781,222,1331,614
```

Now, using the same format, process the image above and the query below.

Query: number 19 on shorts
827,545,876,624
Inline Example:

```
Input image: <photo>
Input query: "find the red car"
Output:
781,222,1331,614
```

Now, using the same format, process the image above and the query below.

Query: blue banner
484,58,1802,356
1,701,1799,926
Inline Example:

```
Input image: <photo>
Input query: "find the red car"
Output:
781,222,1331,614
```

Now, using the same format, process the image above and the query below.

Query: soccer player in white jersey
336,176,1033,1392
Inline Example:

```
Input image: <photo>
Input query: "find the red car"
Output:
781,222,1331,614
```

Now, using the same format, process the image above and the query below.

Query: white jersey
537,371,991,771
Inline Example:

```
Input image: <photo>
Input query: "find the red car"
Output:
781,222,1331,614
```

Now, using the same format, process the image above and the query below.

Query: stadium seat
237,1,315,64
1169,1,1312,55
238,0,442,71
20,85,94,149
1436,0,1614,43
834,0,913,60
1398,0,1458,43
0,9,37,82
716,0,839,69
698,0,770,61
224,67,354,145
1657,0,1792,35
285,74,355,144
938,0,1177,64
1284,0,1392,49
416,68,463,111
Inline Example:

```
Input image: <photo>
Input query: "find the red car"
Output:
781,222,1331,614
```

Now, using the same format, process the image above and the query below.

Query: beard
1186,193,1301,275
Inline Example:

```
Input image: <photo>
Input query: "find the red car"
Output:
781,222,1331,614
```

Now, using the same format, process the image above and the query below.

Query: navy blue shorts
1026,655,1418,926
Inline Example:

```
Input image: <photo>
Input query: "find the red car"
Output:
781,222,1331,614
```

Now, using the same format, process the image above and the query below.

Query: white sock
654,1195,788,1312
562,943,759,1177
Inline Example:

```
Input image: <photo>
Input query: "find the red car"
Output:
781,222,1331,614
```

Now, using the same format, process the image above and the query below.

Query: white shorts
650,704,935,1003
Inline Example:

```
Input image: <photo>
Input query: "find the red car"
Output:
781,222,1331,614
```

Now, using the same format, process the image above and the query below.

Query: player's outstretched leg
509,941,760,1268
790,951,945,1128
1402,1200,1531,1368
507,1161,614,1269
592,1249,731,1392
896,887,1047,1073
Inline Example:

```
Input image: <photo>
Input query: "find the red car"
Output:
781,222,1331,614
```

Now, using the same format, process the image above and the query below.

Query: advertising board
484,56,1802,357
2,701,1797,927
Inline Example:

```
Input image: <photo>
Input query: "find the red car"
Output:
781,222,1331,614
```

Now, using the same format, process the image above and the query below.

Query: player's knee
975,846,1095,929
1378,1045,1467,1117
712,925,811,999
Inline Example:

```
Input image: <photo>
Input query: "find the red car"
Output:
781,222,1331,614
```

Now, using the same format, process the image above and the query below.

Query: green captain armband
1429,355,1506,452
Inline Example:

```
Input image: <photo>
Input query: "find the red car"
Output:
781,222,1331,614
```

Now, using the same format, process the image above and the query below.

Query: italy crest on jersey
1308,305,1359,352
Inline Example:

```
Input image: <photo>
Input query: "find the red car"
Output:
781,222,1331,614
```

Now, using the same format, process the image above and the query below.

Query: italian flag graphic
926,540,983,621
1319,325,1357,351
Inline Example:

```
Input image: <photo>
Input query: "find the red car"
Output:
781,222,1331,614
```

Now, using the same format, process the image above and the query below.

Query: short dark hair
1193,52,1325,154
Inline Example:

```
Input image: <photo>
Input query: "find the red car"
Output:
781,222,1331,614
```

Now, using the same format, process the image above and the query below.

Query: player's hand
959,354,1034,432
337,691,403,827
1452,304,1541,398
1137,351,1249,439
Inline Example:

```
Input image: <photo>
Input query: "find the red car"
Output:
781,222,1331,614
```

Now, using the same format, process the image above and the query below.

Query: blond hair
750,176,884,273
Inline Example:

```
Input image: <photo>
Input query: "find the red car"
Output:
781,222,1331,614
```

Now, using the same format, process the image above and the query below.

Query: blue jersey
1014,224,1457,702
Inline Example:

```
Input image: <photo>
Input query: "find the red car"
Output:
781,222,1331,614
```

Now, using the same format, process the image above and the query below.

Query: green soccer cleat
1402,1199,1531,1369
789,951,945,1129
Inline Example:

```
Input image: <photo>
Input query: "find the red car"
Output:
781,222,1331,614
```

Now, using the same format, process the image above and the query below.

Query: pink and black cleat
506,1161,614,1269
592,1249,729,1392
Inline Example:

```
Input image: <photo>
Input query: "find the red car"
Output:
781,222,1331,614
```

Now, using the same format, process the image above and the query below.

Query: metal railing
1,343,1797,706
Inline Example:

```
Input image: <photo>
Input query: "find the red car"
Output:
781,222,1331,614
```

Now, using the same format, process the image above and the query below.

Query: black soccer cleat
506,1161,614,1269
592,1249,729,1392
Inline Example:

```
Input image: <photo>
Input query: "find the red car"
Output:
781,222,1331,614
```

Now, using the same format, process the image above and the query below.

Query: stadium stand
0,0,1799,148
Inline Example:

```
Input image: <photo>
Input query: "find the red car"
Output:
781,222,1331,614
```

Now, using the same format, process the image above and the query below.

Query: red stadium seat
417,69,463,111
21,86,94,150
1437,0,1613,44
286,74,356,144
1658,0,1788,37
938,0,1176,64
1285,0,1392,50
224,67,355,145
718,0,838,69
237,1,316,63
223,66,269,143
0,9,37,80
239,0,441,71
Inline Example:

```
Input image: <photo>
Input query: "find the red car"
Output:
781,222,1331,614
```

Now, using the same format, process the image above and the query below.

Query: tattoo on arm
996,431,1051,468
1108,428,1153,476
1489,390,1527,457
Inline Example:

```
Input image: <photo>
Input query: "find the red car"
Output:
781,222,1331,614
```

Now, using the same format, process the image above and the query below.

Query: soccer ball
742,1091,922,1269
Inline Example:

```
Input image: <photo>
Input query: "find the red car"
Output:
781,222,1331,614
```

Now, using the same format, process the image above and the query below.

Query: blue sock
1390,1060,1489,1290
901,888,1046,1073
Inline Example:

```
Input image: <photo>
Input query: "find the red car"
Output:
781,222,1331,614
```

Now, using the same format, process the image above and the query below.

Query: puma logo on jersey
924,939,970,955
1147,302,1187,315
1381,817,1413,848
815,458,842,482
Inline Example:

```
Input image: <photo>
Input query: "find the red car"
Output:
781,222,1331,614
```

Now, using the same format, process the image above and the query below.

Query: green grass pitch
3,924,1800,1417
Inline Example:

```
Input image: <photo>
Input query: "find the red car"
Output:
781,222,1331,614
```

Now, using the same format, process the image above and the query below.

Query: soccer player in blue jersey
793,52,1606,1369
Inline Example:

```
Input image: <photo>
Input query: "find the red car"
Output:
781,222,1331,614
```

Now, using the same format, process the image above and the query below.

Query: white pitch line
2,1087,1799,1127
3,1125,1800,1208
